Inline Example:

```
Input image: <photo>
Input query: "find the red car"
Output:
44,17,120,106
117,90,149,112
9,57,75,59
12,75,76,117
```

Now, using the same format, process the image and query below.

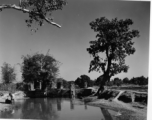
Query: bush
135,93,147,104
106,81,114,86
0,83,17,93
75,75,94,88
1,62,16,84
118,91,132,103
114,78,122,86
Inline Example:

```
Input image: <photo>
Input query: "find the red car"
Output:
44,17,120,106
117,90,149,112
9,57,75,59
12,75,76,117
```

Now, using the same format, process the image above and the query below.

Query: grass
107,85,148,92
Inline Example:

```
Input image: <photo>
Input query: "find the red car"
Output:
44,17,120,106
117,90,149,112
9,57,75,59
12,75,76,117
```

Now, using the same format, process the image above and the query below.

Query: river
0,98,118,120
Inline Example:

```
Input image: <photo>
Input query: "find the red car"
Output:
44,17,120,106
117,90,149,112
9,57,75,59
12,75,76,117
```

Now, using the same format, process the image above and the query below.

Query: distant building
70,82,75,98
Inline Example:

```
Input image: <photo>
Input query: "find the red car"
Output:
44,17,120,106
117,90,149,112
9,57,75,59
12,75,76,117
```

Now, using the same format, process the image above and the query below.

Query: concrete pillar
131,92,135,102
28,83,31,91
39,81,42,90
70,83,75,98
84,82,87,88
30,82,35,91
52,81,56,89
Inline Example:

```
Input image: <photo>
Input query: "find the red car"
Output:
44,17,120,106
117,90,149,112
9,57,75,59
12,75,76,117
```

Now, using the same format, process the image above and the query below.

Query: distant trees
75,75,94,88
113,77,122,86
56,78,69,89
123,77,129,84
129,76,148,85
21,52,60,90
76,75,148,88
106,80,114,86
0,83,17,92
1,62,16,84
108,76,148,86
87,17,139,94
16,82,29,91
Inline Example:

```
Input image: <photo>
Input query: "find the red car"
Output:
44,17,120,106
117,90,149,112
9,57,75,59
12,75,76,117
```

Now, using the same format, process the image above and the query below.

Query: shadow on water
0,98,118,120
100,108,113,120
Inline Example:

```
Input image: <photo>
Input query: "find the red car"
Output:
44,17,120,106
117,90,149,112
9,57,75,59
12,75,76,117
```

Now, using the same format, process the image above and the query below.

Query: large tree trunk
95,84,105,96
95,74,110,96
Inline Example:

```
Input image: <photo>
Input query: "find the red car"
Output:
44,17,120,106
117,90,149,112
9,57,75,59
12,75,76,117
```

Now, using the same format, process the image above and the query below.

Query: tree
130,76,148,85
1,62,16,84
130,77,137,84
123,77,129,84
21,52,59,90
0,0,67,30
94,75,105,86
87,17,139,94
113,77,122,86
106,80,114,87
16,82,29,91
75,75,93,88
56,78,69,88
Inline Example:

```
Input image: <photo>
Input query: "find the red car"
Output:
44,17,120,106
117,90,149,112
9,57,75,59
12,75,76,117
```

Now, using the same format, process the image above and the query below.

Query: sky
0,0,150,82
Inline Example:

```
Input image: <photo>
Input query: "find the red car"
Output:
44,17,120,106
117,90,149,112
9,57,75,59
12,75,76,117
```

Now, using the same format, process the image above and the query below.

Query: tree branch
0,4,61,28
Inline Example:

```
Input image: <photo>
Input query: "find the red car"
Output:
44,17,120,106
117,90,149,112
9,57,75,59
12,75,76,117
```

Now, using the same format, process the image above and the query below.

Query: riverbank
87,99,147,120
0,95,13,113
85,89,147,120
0,91,26,113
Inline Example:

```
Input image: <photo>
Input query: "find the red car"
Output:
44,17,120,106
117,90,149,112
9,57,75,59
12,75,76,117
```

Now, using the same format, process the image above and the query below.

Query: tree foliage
0,0,67,29
94,75,105,86
106,80,114,86
75,75,94,88
129,76,148,85
123,77,129,84
56,78,69,88
113,77,122,86
21,52,60,89
1,62,16,84
87,17,139,85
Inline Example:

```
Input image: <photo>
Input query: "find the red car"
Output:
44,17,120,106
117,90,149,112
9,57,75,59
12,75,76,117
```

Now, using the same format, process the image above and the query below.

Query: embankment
86,89,147,120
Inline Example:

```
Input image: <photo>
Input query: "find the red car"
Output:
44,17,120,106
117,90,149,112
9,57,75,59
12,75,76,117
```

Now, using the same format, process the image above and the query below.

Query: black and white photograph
0,0,150,120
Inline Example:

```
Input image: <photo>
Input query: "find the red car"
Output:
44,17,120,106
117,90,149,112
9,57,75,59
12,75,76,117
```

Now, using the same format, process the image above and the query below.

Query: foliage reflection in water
0,98,116,120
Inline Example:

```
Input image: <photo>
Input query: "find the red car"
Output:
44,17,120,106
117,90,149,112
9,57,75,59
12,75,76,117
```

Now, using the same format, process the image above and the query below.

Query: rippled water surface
0,98,117,120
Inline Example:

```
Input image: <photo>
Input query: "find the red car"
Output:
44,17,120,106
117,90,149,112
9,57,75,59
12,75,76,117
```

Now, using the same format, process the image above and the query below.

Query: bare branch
0,4,61,28
44,16,61,28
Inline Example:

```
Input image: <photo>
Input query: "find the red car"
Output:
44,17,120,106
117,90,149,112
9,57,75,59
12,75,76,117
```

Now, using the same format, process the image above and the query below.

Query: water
0,98,117,120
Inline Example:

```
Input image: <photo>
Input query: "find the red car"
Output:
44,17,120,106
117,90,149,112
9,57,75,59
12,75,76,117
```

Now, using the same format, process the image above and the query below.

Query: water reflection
84,103,88,110
0,98,116,120
57,98,61,111
0,109,13,118
21,98,59,119
70,99,74,110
